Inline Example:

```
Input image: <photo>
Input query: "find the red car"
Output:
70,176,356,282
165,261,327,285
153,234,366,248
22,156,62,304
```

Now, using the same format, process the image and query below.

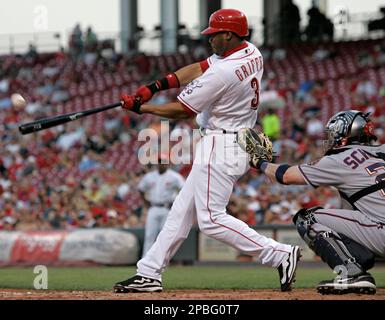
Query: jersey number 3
250,77,260,110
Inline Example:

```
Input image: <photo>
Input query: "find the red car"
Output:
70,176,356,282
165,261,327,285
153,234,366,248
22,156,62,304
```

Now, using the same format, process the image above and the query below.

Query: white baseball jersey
138,169,185,204
178,41,263,131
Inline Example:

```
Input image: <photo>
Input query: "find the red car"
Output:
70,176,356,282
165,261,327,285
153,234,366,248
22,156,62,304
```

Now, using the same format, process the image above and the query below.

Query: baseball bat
18,101,122,135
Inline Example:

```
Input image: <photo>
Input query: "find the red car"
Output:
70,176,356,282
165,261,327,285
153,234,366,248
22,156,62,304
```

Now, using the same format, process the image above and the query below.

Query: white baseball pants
137,134,292,281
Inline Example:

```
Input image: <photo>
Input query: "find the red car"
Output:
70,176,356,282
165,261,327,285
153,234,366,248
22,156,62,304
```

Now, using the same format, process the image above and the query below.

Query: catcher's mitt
236,128,273,168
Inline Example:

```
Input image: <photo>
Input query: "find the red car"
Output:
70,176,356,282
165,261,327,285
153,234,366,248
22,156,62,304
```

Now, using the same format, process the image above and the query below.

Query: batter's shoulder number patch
183,80,203,95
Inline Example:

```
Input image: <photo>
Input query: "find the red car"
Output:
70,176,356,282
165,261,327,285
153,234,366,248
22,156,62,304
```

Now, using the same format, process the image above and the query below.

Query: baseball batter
241,110,384,294
138,155,185,256
114,9,300,293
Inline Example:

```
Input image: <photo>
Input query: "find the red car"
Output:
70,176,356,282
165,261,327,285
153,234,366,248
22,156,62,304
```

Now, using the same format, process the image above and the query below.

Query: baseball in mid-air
11,93,26,107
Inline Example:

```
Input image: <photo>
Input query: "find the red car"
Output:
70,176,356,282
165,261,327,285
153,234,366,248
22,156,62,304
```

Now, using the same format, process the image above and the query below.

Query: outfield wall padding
0,229,139,265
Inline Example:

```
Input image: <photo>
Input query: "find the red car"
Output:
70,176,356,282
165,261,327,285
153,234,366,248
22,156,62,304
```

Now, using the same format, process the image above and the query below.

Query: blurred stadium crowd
0,28,384,231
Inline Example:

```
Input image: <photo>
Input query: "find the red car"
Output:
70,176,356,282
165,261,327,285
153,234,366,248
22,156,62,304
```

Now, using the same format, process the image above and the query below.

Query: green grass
0,265,384,291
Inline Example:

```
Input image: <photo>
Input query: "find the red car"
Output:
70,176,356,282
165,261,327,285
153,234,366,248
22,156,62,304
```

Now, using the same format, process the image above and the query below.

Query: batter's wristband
148,73,180,94
165,73,180,88
258,160,268,172
275,164,290,184
147,82,160,94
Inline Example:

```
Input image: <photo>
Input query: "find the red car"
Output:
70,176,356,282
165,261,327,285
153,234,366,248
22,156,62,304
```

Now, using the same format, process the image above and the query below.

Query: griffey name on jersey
235,56,263,81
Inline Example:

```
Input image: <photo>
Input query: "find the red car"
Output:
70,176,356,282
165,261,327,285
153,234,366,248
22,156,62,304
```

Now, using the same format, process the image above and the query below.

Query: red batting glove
135,85,154,103
121,94,134,110
121,94,142,114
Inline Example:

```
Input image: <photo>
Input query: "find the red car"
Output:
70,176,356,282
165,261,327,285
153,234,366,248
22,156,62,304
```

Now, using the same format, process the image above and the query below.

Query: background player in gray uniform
241,110,384,294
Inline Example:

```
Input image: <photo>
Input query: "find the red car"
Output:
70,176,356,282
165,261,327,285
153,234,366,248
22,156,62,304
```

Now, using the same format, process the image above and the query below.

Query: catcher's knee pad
293,206,322,242
292,206,322,225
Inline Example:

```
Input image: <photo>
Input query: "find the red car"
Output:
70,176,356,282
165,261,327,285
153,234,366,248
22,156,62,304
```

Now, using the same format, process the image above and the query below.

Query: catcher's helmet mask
324,110,377,152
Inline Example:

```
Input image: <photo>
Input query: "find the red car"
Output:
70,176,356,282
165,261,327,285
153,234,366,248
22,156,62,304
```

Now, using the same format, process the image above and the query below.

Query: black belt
200,128,238,135
221,129,238,134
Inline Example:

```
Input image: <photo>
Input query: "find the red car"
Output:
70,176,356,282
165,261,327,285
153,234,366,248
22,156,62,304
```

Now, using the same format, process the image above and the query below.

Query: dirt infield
0,288,384,300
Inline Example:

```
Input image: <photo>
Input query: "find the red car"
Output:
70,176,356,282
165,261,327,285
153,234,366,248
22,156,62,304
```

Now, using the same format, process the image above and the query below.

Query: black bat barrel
18,102,122,135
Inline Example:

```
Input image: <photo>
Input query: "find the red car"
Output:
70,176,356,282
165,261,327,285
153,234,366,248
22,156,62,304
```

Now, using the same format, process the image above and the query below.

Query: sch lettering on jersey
343,149,370,169
235,56,263,81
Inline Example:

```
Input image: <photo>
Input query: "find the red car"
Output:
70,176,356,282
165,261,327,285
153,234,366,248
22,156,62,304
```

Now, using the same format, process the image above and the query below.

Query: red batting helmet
201,8,249,37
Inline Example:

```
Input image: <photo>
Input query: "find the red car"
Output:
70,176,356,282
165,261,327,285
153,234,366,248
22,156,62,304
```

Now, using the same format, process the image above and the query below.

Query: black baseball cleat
316,273,376,295
113,275,163,293
278,246,301,292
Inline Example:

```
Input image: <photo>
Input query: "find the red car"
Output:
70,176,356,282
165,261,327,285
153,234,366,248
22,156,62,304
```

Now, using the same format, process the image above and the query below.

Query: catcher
237,110,385,294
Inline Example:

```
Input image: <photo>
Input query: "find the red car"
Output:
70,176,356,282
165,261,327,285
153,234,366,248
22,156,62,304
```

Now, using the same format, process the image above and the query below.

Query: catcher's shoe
317,273,376,295
278,246,301,292
113,275,162,293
